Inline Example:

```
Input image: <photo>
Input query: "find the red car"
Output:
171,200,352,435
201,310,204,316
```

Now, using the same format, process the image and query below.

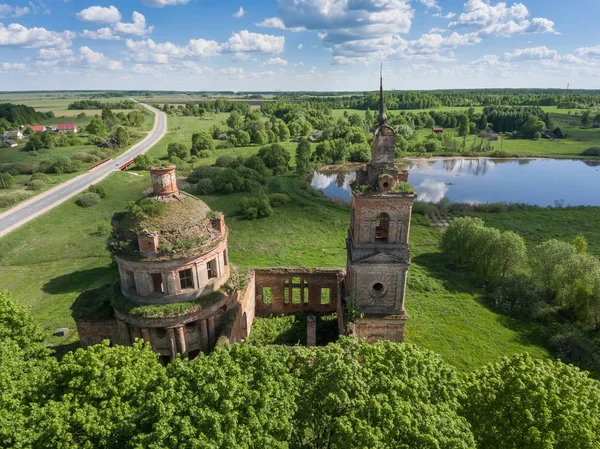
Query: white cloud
113,11,153,37
79,45,122,70
81,27,119,40
219,67,244,78
125,37,221,63
231,52,254,61
224,30,284,54
250,70,274,78
0,23,73,48
575,45,600,59
263,57,287,66
449,0,555,37
37,47,73,59
409,31,481,54
233,7,245,19
1,61,26,70
504,46,558,61
297,43,303,49
141,0,189,7
418,0,441,11
0,4,30,18
256,17,285,29
433,12,456,19
76,5,121,24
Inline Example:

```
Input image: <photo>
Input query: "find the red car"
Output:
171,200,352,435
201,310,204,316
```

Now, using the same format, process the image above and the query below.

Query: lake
310,158,600,207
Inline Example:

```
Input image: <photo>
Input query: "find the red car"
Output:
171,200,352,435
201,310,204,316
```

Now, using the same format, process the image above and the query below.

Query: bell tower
346,69,416,342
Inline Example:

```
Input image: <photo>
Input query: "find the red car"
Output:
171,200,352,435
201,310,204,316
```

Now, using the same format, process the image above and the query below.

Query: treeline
442,217,600,373
0,103,54,127
161,99,251,116
282,88,600,110
67,99,136,110
1,290,599,449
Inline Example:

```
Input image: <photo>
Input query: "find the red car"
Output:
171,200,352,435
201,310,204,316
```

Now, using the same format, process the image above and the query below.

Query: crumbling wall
76,318,122,348
254,268,344,316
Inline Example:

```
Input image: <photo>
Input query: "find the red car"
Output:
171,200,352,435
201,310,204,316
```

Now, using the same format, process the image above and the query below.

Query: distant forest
0,103,54,127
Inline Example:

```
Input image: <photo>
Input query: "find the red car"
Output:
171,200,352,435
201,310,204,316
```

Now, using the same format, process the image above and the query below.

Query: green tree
295,139,312,175
226,110,244,131
293,339,475,449
86,118,108,136
234,130,251,147
0,172,16,189
581,110,592,127
462,353,600,449
113,126,129,148
191,131,214,154
458,114,471,136
101,106,116,128
167,142,189,160
24,133,43,151
134,154,153,170
257,144,290,174
521,115,546,138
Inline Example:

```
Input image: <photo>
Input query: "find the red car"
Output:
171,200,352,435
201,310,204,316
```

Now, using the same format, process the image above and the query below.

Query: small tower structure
346,69,416,342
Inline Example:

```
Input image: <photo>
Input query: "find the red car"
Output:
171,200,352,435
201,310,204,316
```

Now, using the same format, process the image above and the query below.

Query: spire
377,63,387,126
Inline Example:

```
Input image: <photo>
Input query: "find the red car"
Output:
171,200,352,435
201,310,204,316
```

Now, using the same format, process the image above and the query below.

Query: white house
3,130,24,140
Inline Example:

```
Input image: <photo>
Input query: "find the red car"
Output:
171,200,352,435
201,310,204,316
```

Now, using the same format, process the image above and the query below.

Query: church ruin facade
73,78,415,357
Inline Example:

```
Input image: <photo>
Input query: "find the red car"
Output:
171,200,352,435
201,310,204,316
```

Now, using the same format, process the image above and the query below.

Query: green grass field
3,104,599,372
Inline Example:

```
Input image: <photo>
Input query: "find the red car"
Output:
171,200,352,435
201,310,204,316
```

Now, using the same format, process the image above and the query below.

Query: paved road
0,102,167,238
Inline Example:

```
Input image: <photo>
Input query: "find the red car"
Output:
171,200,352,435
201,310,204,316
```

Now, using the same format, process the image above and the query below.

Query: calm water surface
310,158,600,206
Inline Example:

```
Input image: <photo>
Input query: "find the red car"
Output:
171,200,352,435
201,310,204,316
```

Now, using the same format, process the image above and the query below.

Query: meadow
0,95,155,211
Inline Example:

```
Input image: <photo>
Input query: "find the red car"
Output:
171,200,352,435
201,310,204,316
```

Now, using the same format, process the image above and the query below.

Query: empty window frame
375,212,390,241
320,287,331,305
124,270,136,292
207,259,217,279
262,287,273,305
292,276,302,304
151,273,164,293
179,268,194,290
223,249,228,266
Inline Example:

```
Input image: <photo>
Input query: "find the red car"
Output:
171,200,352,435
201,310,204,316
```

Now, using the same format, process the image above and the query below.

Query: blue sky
0,0,599,91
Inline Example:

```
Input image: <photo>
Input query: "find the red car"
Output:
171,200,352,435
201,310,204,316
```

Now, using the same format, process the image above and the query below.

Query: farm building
57,123,78,133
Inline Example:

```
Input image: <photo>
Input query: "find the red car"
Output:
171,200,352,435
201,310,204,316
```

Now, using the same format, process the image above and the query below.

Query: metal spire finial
377,63,387,126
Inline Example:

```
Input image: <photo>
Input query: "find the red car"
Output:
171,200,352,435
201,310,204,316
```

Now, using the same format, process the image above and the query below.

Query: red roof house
432,127,444,133
29,125,46,132
56,123,78,133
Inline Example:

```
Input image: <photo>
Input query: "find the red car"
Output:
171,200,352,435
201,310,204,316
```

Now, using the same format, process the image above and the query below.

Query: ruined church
74,78,415,359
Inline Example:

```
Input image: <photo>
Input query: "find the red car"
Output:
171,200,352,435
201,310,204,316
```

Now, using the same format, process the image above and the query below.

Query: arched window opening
375,213,390,241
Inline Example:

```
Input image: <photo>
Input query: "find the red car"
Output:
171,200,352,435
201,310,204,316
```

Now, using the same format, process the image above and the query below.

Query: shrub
0,172,16,189
581,146,600,156
392,181,414,193
268,193,290,207
0,190,31,207
134,154,153,170
198,150,212,158
215,155,235,167
27,179,45,191
76,192,101,207
196,178,215,195
215,141,234,149
87,184,106,199
30,172,50,183
73,152,100,163
487,274,542,318
239,196,273,220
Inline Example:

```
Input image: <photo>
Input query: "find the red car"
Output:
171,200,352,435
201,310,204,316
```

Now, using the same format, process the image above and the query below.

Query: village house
432,127,443,133
57,123,78,133
3,130,24,140
23,125,46,133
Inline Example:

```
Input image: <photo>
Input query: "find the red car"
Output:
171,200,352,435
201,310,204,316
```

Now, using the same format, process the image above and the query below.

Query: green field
0,103,155,212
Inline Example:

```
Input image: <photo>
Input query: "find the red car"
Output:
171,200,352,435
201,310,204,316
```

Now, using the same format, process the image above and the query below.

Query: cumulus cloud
224,30,284,54
219,67,244,78
79,45,122,70
504,46,558,61
297,43,303,49
263,57,287,66
0,23,73,48
141,0,189,7
81,27,120,40
256,17,285,29
113,11,153,37
1,61,26,70
37,47,73,59
433,12,456,19
409,31,480,54
418,0,441,11
0,4,30,18
233,7,245,18
449,0,555,36
250,70,274,78
76,5,121,23
575,45,600,59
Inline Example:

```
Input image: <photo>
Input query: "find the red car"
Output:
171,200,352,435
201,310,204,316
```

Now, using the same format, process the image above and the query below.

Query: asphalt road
0,102,167,238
